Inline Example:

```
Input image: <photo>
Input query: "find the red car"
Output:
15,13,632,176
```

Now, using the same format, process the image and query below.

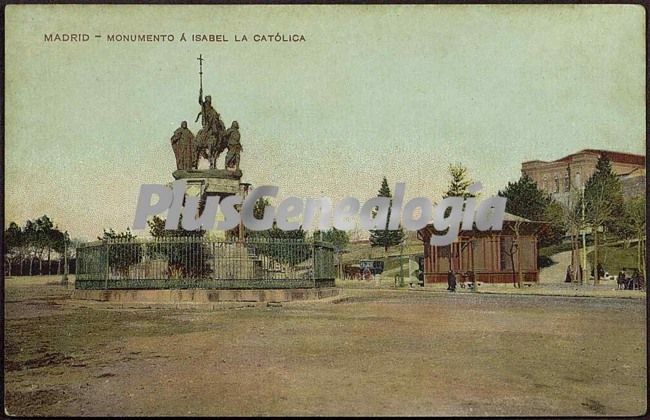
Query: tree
583,155,624,284
318,228,350,252
48,228,66,274
228,197,269,240
498,174,564,247
553,187,585,282
98,228,142,278
501,219,525,288
444,163,475,199
369,177,405,252
624,196,646,278
24,220,39,276
33,215,54,275
147,215,205,238
3,222,24,276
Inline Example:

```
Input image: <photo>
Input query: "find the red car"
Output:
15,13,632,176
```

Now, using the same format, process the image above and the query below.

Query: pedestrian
447,270,457,292
617,270,626,290
565,265,573,283
577,265,583,283
631,268,641,290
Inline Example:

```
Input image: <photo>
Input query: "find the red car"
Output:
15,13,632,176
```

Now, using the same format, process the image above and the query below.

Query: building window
554,176,560,193
564,173,570,192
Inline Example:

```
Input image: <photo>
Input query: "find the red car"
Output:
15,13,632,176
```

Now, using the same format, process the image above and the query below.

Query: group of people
446,270,476,292
617,269,645,290
565,263,645,290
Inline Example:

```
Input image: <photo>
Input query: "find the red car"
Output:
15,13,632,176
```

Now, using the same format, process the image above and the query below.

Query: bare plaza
3,276,646,417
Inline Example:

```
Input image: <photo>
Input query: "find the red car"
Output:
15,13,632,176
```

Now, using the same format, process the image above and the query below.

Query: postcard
3,4,646,417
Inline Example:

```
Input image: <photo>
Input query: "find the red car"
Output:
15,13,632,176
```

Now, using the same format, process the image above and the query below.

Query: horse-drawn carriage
343,260,384,281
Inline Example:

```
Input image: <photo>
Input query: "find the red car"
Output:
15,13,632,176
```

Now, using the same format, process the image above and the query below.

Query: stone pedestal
172,168,242,197
170,168,249,240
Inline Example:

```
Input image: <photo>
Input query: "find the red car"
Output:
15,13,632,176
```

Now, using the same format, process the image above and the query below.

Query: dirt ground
3,277,647,416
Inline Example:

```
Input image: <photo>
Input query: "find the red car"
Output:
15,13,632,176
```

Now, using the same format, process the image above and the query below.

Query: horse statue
194,127,227,169
194,91,227,169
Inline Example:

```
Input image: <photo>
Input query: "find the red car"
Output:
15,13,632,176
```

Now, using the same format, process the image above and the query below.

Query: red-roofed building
521,149,646,204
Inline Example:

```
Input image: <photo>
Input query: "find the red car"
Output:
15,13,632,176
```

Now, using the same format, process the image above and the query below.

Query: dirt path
539,248,597,284
4,283,647,416
539,250,573,283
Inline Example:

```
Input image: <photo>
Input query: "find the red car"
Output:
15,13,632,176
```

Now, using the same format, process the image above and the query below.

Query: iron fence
76,237,335,290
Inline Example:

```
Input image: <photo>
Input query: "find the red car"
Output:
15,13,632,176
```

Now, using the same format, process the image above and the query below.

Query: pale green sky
4,5,646,240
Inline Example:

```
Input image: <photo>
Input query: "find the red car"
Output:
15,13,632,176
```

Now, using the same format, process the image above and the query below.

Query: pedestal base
72,288,340,304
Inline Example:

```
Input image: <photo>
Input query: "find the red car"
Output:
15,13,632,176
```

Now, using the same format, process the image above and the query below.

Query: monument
73,55,338,303
171,54,244,206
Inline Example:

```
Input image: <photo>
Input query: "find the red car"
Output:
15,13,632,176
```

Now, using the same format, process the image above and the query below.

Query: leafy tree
35,216,55,274
98,227,137,241
4,217,70,276
317,228,350,252
624,196,646,277
47,228,66,274
250,223,310,264
228,197,269,240
3,222,24,276
147,215,205,238
24,220,40,276
369,177,405,252
583,155,625,284
147,216,210,278
98,228,141,276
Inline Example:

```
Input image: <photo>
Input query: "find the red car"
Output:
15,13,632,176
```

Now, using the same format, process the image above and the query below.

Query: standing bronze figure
224,121,242,171
170,121,195,170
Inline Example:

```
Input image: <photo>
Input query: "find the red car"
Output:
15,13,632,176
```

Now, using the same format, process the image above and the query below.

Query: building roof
502,212,533,222
523,149,645,166
416,212,547,242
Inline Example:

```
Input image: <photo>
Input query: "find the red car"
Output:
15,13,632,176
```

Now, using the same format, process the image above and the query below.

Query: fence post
311,241,316,288
105,241,110,290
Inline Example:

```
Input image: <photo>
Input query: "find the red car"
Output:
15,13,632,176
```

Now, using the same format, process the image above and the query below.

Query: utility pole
581,184,587,285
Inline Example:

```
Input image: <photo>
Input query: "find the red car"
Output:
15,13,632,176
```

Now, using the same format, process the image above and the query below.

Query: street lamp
61,230,69,286
399,240,405,287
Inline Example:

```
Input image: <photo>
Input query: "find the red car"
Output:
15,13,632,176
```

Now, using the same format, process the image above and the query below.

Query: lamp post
399,240,405,287
238,183,252,241
61,231,69,286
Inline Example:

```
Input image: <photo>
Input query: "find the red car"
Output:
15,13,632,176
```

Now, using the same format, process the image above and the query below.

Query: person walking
447,270,457,292
565,265,573,283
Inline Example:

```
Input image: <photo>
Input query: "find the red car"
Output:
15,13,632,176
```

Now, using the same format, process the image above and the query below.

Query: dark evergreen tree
369,177,405,252
498,174,565,246
583,155,625,284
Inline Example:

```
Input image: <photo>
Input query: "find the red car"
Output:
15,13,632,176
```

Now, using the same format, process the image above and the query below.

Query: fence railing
76,237,335,290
